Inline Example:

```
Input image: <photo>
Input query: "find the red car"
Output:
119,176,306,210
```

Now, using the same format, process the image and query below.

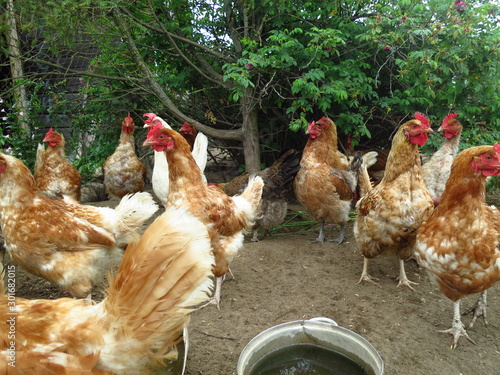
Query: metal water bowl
237,317,384,375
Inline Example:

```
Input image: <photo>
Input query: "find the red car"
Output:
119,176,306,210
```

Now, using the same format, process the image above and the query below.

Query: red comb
46,127,54,135
143,113,156,124
441,113,458,127
414,112,429,127
494,143,500,155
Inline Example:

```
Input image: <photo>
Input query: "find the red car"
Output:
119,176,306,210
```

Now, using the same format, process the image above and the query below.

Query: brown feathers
103,114,147,200
0,153,158,298
0,206,214,374
34,128,82,201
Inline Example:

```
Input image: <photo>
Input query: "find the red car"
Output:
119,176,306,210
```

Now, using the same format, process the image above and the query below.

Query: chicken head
471,143,500,177
122,112,135,134
144,127,184,153
403,112,433,146
439,113,462,139
180,121,195,135
43,128,63,147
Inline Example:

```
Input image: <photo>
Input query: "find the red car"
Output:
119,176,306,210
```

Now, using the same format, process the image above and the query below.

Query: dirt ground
3,195,500,375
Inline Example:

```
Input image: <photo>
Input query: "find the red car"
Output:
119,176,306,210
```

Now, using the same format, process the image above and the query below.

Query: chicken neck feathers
422,130,461,205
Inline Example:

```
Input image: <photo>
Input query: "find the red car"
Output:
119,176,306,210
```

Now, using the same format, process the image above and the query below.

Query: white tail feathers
362,151,378,169
192,132,209,181
99,206,214,370
34,143,45,175
239,175,264,213
113,192,159,238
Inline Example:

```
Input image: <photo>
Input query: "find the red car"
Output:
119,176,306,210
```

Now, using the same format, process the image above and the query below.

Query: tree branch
110,8,243,141
118,6,235,63
141,3,230,89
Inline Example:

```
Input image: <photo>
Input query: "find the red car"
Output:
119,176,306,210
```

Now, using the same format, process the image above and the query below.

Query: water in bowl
249,343,373,375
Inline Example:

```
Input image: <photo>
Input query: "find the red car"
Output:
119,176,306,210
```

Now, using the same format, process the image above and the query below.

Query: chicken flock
1,111,499,373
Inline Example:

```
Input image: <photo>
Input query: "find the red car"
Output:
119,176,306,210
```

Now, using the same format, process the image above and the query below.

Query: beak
143,139,153,146
423,128,434,134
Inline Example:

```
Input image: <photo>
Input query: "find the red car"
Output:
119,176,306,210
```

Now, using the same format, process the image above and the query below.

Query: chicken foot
463,290,488,329
311,222,345,244
396,259,418,291
333,223,346,244
357,257,381,287
310,222,327,243
199,274,232,310
439,300,476,349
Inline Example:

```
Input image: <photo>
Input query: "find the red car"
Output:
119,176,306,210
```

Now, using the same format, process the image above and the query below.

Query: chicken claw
439,301,477,349
357,274,382,288
310,222,345,245
396,259,418,291
357,258,381,287
463,290,488,329
199,276,224,310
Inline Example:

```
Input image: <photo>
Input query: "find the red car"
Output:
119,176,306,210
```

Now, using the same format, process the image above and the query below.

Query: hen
422,113,463,206
103,113,147,200
415,144,500,348
34,127,82,201
0,206,214,374
143,125,263,307
0,153,158,298
294,117,361,244
217,148,300,242
354,113,434,290
144,114,208,206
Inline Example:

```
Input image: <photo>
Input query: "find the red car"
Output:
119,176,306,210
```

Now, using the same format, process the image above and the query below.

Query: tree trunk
6,0,29,133
241,87,261,173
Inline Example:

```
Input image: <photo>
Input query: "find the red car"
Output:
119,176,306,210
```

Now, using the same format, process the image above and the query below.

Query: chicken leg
312,222,346,244
463,290,488,329
439,300,476,349
357,257,381,287
311,222,327,243
396,259,418,291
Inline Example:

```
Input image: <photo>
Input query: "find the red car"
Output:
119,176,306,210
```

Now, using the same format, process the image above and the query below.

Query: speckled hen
415,144,500,348
354,113,434,290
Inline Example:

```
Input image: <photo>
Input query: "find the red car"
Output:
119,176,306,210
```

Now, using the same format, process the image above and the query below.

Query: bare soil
3,195,499,375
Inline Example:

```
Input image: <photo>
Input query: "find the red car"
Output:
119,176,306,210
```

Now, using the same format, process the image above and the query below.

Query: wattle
410,133,428,146
481,169,500,177
443,131,456,139
153,145,168,152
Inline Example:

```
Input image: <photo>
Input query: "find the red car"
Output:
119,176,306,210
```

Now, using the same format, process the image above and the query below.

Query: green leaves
3,0,499,171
